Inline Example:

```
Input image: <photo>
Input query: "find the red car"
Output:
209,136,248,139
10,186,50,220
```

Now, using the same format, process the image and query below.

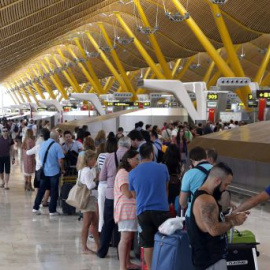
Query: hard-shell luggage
227,228,259,270
151,230,194,270
227,243,259,270
228,230,256,245
61,177,77,215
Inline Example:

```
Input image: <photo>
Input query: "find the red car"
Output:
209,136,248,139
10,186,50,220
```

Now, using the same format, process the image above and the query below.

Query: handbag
66,171,91,210
36,141,55,181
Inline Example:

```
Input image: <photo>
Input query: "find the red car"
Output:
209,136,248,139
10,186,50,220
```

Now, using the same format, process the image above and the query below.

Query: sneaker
32,209,41,215
0,184,4,188
49,212,60,216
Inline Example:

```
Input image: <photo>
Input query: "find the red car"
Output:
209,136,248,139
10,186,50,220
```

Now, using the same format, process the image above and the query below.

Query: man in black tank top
189,162,248,270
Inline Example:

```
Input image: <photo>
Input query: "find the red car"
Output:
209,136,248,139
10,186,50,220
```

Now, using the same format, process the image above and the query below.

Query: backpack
153,141,164,163
189,162,211,202
13,124,19,133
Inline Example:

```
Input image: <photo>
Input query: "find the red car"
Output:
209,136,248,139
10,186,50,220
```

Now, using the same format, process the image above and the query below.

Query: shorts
0,156,11,174
118,219,138,232
81,196,97,213
137,210,170,248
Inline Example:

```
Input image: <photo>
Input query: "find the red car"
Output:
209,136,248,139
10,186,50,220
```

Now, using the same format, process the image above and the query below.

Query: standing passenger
32,128,65,215
189,163,248,270
79,150,100,254
0,127,15,190
22,129,36,191
129,143,170,269
97,137,131,258
114,150,140,270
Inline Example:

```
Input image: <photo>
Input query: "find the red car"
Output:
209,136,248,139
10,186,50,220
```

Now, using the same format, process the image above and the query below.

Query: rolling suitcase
151,230,195,270
61,176,77,215
227,228,259,270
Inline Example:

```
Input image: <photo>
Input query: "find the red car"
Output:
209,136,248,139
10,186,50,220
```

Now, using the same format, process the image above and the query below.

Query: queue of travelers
0,116,263,270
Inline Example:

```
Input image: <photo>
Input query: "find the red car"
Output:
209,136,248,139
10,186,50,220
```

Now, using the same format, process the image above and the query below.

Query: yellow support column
85,32,128,92
175,55,196,80
73,39,105,94
254,44,270,84
13,83,25,103
4,84,19,104
104,77,115,93
14,80,31,103
56,48,83,93
32,67,56,99
44,57,69,94
7,83,21,104
40,62,69,100
171,0,234,77
52,55,81,93
172,59,182,78
19,77,40,104
115,12,165,79
25,72,46,99
66,45,102,95
208,3,249,101
134,0,172,78
98,23,137,95
203,60,216,84
261,72,270,86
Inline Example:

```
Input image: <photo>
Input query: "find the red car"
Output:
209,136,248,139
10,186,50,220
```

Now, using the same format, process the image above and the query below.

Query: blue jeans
33,174,60,213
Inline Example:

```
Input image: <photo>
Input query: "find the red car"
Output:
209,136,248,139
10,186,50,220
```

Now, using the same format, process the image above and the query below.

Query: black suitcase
227,243,259,269
61,182,76,215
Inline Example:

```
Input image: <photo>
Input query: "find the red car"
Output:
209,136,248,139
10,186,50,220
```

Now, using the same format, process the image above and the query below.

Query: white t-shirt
78,167,98,199
171,128,178,137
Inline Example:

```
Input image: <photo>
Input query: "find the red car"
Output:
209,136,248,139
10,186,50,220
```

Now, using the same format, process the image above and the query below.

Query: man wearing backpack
150,130,164,163
180,146,212,229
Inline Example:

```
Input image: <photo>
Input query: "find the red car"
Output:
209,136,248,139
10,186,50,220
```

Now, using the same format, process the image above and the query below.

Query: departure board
207,93,218,100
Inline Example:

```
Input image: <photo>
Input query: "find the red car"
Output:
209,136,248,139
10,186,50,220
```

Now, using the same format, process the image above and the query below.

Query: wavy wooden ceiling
1,0,270,89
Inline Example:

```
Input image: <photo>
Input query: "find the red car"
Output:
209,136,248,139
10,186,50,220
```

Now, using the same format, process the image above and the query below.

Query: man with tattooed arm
188,162,248,270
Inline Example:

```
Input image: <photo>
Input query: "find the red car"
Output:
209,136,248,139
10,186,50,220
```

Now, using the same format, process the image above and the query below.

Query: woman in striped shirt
114,150,140,270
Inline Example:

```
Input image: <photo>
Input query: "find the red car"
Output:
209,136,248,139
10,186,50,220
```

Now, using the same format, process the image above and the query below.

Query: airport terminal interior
1,0,270,269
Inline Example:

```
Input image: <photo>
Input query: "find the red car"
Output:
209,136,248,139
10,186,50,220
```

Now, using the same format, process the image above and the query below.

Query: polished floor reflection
0,160,269,269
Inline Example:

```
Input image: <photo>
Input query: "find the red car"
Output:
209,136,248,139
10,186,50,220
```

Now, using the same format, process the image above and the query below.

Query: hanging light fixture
162,0,190,22
210,0,228,4
238,46,245,60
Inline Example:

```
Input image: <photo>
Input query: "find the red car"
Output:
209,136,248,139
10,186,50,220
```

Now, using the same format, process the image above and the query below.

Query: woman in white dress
79,150,100,254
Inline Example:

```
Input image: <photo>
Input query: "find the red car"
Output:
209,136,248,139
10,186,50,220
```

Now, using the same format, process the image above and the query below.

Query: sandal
4,187,10,190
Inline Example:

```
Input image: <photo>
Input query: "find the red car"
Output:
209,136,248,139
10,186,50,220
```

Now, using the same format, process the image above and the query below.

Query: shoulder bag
66,170,91,210
36,141,55,181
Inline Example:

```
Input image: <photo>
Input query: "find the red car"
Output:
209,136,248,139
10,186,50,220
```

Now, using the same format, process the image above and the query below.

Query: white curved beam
70,93,105,116
141,79,207,121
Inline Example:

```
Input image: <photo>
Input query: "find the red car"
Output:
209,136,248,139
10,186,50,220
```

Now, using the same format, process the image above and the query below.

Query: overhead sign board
207,101,217,108
207,93,218,100
247,100,258,108
106,102,150,107
256,90,270,99
113,93,133,98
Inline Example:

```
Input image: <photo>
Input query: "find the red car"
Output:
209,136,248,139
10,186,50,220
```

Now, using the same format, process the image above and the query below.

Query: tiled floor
0,158,269,270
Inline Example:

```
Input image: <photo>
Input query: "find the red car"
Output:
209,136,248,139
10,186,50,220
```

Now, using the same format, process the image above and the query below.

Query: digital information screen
106,102,150,107
207,93,218,100
256,90,270,99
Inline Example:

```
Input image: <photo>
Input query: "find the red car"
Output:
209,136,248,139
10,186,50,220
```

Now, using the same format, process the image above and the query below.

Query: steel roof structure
1,0,270,105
